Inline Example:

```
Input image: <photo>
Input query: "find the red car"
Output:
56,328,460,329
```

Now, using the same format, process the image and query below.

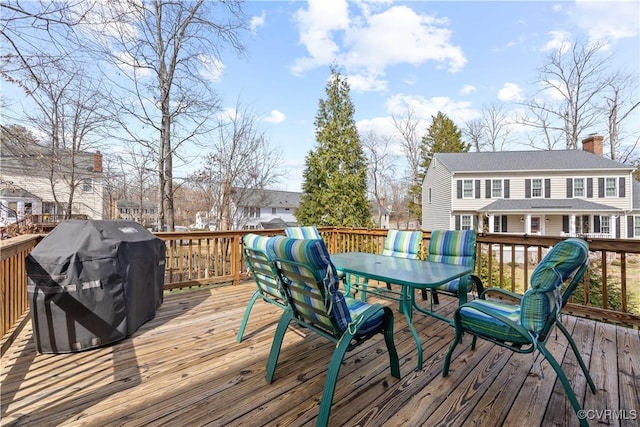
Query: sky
205,0,639,192
3,1,639,193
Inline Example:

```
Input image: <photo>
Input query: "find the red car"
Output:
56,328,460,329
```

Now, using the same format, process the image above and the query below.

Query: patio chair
424,229,483,304
236,233,286,343
381,229,423,290
267,236,401,427
443,237,596,427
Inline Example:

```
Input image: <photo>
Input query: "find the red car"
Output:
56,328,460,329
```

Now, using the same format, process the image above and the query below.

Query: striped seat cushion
459,299,529,344
381,230,423,259
427,230,476,294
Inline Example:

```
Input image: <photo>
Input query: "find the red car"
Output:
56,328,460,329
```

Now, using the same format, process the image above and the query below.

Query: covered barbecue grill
26,219,166,353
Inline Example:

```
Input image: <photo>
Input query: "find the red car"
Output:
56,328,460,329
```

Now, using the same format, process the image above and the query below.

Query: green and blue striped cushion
284,226,322,240
381,230,423,259
243,233,280,298
270,236,384,337
459,299,528,344
427,230,476,293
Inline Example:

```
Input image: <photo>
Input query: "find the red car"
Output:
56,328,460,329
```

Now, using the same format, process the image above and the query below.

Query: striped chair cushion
459,299,528,344
284,226,322,240
427,230,476,293
271,236,383,337
381,230,423,259
243,233,279,297
520,238,589,334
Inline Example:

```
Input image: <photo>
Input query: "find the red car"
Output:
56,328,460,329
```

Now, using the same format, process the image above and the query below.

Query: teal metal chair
266,236,401,427
443,238,596,427
236,233,286,342
424,229,483,304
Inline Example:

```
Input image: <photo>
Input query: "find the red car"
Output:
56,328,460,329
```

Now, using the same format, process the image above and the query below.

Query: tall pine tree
296,68,372,227
409,111,469,221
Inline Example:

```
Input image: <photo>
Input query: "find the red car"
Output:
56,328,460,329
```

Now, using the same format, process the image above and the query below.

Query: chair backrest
381,230,423,259
284,226,322,240
426,230,476,267
270,236,352,338
520,238,589,337
243,233,283,302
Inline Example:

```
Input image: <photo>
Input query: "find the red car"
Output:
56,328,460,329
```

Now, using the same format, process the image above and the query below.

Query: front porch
2,282,638,426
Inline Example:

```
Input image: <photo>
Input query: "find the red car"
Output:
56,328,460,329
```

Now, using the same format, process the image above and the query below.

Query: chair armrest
480,287,523,303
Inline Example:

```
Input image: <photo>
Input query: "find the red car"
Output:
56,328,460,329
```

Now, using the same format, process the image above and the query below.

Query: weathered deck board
2,282,638,427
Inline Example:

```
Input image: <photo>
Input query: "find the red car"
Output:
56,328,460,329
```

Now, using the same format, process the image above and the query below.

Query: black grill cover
26,220,166,353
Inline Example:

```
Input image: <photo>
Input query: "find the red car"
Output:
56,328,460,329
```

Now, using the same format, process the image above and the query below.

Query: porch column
488,214,495,232
524,214,531,234
611,215,617,238
570,215,576,236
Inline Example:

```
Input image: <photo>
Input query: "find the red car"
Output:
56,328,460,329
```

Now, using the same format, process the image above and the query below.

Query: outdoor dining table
331,252,472,370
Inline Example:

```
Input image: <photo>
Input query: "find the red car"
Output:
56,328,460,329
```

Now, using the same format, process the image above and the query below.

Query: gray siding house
422,135,639,239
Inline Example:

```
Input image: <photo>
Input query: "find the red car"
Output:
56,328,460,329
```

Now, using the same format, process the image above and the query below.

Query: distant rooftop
434,150,633,173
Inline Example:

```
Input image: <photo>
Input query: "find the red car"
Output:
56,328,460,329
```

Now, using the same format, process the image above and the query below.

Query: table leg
402,285,422,370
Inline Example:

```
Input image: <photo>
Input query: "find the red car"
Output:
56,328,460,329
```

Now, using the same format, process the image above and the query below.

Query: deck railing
2,228,639,355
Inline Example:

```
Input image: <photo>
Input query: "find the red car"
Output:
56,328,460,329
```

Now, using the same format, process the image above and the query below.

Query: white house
0,143,104,222
422,135,639,239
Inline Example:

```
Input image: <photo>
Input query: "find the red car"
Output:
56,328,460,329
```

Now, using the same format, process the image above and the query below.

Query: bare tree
196,101,283,230
604,71,640,161
391,106,424,225
463,118,485,152
87,0,249,230
518,39,613,150
361,130,396,227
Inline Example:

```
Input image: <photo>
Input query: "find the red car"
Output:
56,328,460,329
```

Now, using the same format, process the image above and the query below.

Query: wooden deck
2,282,639,427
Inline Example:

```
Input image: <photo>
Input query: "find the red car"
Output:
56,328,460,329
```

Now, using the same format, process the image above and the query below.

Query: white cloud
460,85,476,96
251,10,266,34
497,83,525,102
198,55,225,82
114,51,150,78
542,30,571,53
263,109,286,124
291,1,467,92
572,0,639,45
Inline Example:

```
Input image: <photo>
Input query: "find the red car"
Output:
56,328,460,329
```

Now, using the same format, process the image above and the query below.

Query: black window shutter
504,179,510,198
594,216,601,233
628,216,634,238
485,180,491,198
616,216,621,238
545,178,551,198
562,215,569,233
598,178,605,198
473,215,478,229
587,178,593,198
455,215,460,230
619,177,625,197
566,178,573,198
475,180,481,199
525,179,531,198
457,180,462,199
502,216,508,232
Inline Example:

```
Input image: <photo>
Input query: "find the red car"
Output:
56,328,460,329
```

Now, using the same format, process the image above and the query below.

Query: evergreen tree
409,111,469,221
296,68,373,227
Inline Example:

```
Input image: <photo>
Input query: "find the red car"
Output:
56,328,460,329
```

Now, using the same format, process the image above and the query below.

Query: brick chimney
582,134,603,156
93,151,103,172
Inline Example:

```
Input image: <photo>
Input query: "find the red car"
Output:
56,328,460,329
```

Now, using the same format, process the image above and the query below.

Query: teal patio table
331,252,472,370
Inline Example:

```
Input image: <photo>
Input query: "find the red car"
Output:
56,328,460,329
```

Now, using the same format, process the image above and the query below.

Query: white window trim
81,178,93,193
600,215,611,234
460,215,472,230
573,177,586,198
491,179,503,199
531,178,543,198
634,215,640,238
462,179,474,199
604,177,618,198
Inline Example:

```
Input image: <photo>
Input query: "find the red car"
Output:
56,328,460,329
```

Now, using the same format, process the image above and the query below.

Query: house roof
434,150,633,173
479,198,622,213
231,188,300,208
0,185,40,200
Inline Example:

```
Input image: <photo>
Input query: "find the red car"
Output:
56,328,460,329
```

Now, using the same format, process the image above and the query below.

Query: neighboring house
228,188,300,230
422,135,639,239
0,144,104,221
115,200,159,229
371,201,391,229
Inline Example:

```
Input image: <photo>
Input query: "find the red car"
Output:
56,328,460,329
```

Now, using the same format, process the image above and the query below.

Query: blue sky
206,0,639,192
